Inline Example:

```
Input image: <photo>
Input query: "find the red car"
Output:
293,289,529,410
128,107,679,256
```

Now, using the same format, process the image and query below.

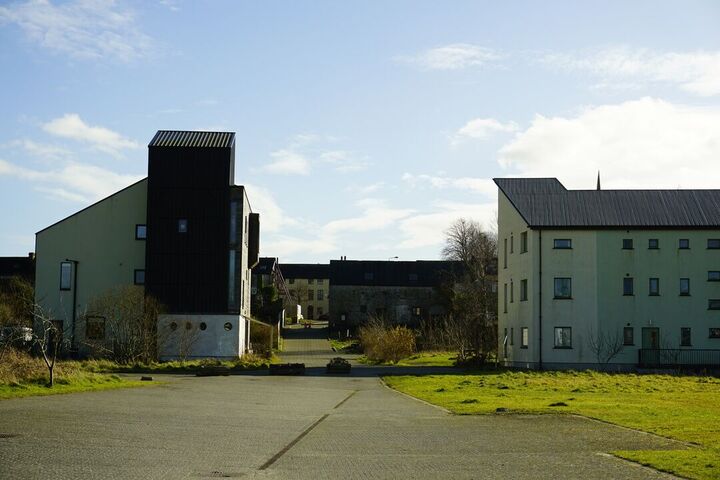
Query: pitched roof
329,260,463,287
252,257,278,274
149,130,235,148
495,178,720,229
279,263,330,279
0,256,34,280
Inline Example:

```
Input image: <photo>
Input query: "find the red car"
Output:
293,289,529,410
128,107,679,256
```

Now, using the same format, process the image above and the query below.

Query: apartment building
279,263,330,321
496,177,720,369
34,130,260,359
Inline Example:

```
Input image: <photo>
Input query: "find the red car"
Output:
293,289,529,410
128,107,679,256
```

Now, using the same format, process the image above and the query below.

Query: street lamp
65,258,79,353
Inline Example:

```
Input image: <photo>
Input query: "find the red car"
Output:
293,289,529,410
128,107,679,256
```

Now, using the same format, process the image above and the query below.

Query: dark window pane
649,278,660,296
622,239,633,249
708,239,720,249
648,239,659,249
553,239,572,249
680,278,690,295
623,327,634,345
679,239,689,249
554,327,572,348
681,327,691,347
135,224,147,240
709,271,720,281
60,262,72,290
554,278,572,298
623,277,634,295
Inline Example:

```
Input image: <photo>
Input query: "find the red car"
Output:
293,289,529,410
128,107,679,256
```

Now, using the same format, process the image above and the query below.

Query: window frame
553,326,572,349
553,277,572,299
622,239,634,250
679,238,690,249
553,239,572,249
648,238,659,249
520,231,528,254
623,326,634,346
135,224,147,240
623,277,634,296
680,278,690,296
178,218,188,233
710,328,720,339
520,279,528,301
708,239,720,249
649,277,660,296
134,269,145,286
680,327,692,347
708,299,720,310
709,271,720,282
60,261,72,291
85,315,106,341
520,327,529,348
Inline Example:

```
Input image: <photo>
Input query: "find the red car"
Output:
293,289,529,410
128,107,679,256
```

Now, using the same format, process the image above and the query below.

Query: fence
638,349,720,368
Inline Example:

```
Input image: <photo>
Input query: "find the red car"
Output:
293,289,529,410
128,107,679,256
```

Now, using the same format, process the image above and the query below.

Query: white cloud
398,201,497,249
10,139,70,160
497,97,720,189
263,149,311,175
243,183,299,233
542,47,720,96
346,181,385,195
319,150,369,173
0,0,155,62
262,235,337,258
402,173,496,198
322,199,415,235
0,158,143,203
453,118,518,143
398,43,501,70
43,114,140,156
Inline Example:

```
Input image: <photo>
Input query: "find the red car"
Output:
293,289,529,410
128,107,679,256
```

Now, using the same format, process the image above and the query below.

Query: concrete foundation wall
158,314,248,360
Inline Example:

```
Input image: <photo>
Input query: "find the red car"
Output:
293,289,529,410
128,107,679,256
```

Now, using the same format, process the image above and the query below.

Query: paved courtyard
0,325,683,479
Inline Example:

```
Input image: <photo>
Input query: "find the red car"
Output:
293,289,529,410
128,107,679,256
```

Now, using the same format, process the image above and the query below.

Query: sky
1,0,720,262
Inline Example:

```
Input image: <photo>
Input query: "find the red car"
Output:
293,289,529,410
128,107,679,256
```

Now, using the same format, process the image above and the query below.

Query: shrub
359,317,416,363
250,322,277,356
0,348,81,385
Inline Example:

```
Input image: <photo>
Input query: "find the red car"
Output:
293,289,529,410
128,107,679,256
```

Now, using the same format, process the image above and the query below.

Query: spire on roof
596,171,601,191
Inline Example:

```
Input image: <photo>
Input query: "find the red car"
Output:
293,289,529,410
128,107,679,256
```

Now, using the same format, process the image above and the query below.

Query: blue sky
1,0,720,262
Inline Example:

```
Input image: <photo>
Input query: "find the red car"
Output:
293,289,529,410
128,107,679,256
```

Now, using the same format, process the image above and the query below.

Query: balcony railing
638,348,720,368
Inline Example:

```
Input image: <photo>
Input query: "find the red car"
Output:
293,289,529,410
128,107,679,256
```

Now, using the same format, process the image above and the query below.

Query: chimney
596,171,601,191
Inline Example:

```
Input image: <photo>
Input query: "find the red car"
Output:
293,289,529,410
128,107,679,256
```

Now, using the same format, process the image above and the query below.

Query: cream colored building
279,264,330,321
496,178,720,369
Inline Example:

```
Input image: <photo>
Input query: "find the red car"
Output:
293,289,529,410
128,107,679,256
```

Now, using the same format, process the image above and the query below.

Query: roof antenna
596,171,601,191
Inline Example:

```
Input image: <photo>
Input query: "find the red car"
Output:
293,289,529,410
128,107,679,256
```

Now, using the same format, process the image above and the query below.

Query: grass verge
81,353,274,374
383,370,720,480
359,351,458,367
0,374,147,400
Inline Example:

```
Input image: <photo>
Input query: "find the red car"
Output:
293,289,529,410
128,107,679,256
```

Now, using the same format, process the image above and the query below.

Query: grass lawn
329,338,361,353
0,372,148,400
384,370,720,480
360,351,458,367
82,354,273,373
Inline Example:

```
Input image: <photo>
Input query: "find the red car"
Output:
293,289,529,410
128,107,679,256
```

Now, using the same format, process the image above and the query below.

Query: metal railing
638,348,720,368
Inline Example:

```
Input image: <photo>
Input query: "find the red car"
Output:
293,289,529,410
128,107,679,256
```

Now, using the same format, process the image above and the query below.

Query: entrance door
307,305,314,320
642,327,660,349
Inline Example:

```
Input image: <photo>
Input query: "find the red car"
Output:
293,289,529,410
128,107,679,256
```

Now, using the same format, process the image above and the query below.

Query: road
0,324,683,479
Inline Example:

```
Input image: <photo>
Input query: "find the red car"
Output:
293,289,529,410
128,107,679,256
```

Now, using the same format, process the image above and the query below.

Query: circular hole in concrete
224,322,232,331
185,322,192,330
169,322,177,331
200,322,207,331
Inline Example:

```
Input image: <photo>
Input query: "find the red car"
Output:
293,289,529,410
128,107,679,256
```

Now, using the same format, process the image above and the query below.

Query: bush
359,318,416,363
250,322,277,356
0,348,81,385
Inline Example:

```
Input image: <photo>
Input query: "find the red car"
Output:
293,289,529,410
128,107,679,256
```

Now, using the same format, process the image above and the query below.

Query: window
510,234,514,254
199,322,207,331
85,316,105,340
359,305,367,313
317,278,324,284
224,322,233,331
228,251,236,309
412,306,421,317
308,279,314,284
648,238,659,249
178,219,188,233
520,232,528,253
229,201,237,243
134,269,145,285
503,283,508,313
520,279,528,301
622,239,633,249
681,327,691,347
709,271,720,282
503,238,508,268
308,290,314,301
649,278,660,296
679,239,690,249
623,277,634,296
521,327,528,348
553,239,572,249
708,239,720,249
510,327,514,346
317,290,324,301
554,278,572,299
554,327,572,348
510,281,514,303
709,299,720,310
288,278,295,284
135,224,147,240
503,328,508,357
623,327,634,346
680,278,690,296
364,272,374,281
710,328,720,339
60,261,72,290
408,273,418,282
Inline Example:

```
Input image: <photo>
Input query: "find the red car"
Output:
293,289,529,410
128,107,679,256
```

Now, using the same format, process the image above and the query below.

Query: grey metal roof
279,263,330,279
329,260,463,287
495,178,720,228
149,130,235,148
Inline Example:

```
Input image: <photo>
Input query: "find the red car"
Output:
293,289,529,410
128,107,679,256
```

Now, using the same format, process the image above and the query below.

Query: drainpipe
538,231,543,370
66,258,79,354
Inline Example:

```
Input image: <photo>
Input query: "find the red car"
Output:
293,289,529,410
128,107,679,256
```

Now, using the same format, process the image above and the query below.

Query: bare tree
30,303,67,387
440,218,498,364
175,320,201,361
587,327,625,368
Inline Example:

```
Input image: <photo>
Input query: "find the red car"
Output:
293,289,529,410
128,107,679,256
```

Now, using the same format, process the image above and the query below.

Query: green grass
384,370,720,480
329,338,361,353
0,373,148,400
359,351,458,367
81,354,273,373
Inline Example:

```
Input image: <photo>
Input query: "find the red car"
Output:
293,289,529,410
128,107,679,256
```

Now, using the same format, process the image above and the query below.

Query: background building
34,130,260,360
279,263,330,321
496,177,720,370
328,259,460,333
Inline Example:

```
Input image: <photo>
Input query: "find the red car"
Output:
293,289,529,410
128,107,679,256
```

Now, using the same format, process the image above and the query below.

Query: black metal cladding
145,131,236,314
248,213,260,269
